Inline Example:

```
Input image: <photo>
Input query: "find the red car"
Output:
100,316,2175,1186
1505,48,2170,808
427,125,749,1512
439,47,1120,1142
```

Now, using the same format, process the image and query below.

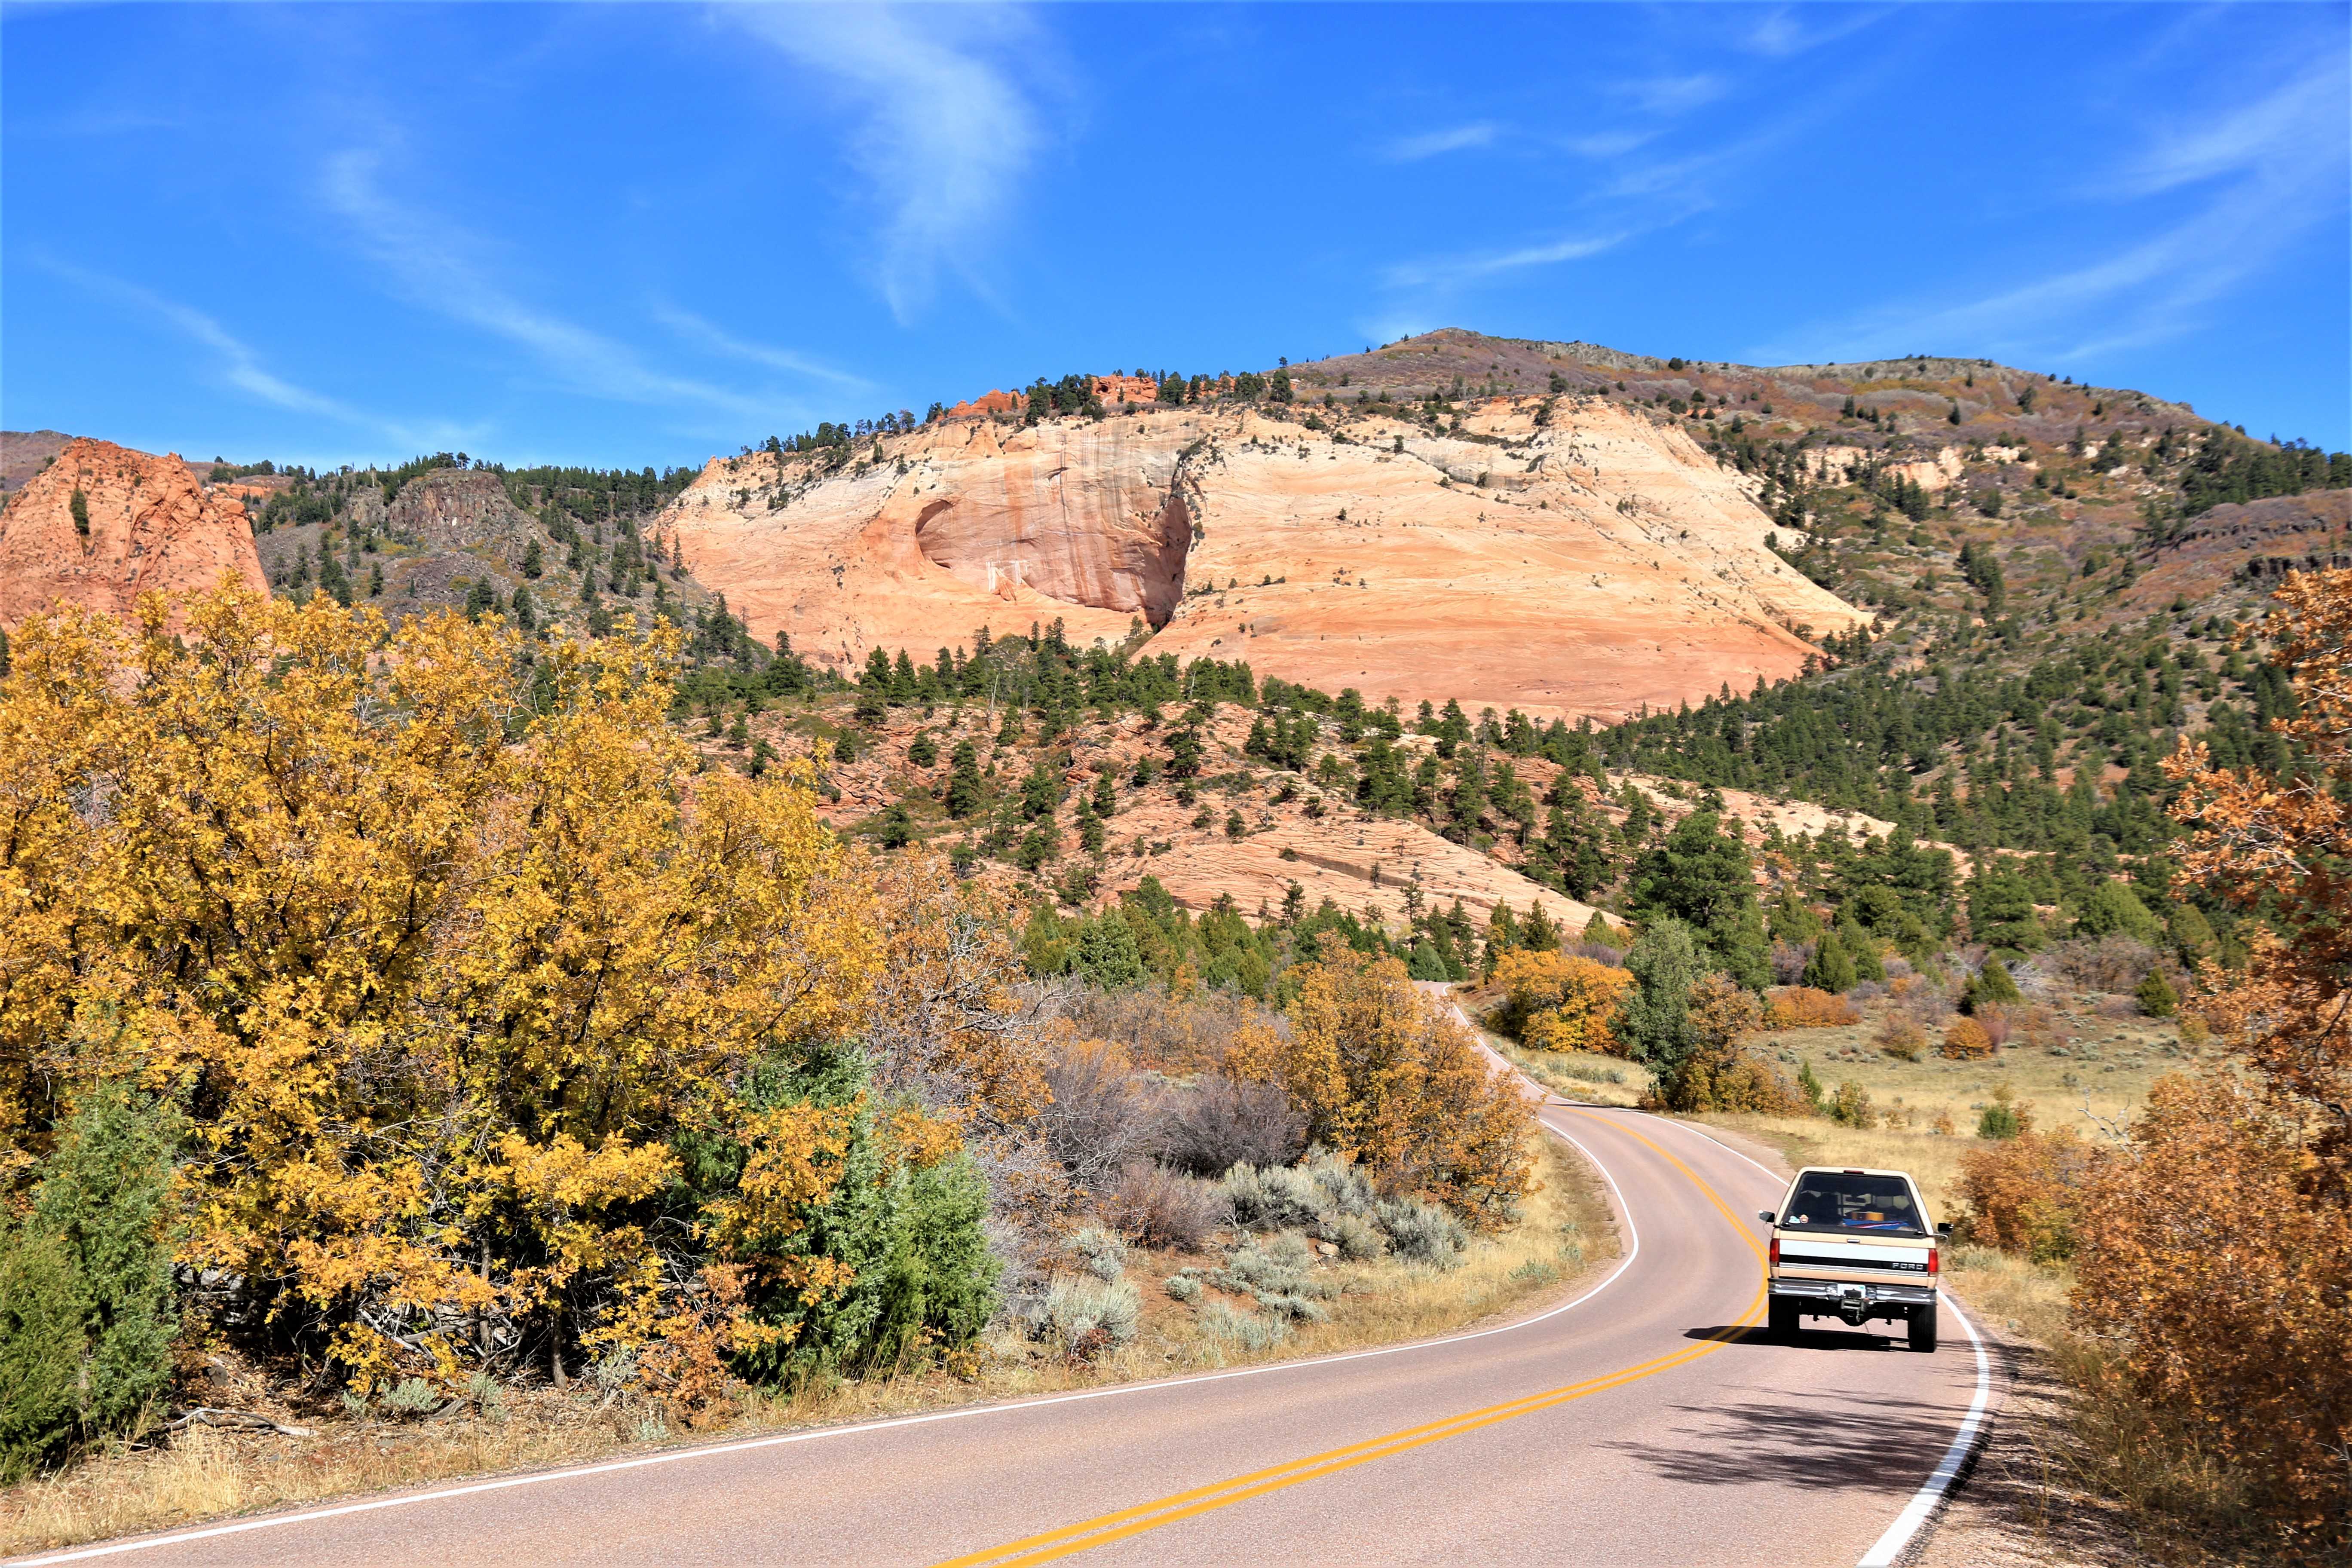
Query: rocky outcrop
0,437,266,631
664,396,1868,723
387,468,534,549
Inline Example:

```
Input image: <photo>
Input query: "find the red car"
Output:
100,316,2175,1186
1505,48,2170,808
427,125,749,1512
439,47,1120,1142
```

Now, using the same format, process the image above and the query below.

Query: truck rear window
1780,1173,1926,1237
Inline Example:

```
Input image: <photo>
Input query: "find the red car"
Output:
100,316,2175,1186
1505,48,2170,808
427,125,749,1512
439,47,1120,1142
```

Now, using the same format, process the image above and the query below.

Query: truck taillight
1927,1246,1939,1276
1769,1237,1779,1267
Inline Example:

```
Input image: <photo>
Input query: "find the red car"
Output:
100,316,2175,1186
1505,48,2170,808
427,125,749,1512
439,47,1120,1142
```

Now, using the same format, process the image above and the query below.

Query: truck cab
1760,1165,1948,1352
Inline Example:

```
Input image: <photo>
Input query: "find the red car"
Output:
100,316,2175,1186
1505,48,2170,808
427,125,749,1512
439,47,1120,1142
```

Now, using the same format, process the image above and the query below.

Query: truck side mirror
1757,1210,1776,1224
1937,1222,1953,1238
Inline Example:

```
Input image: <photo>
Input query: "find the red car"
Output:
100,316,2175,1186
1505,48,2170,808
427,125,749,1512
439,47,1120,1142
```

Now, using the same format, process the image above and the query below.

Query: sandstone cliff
662,396,1866,723
0,437,266,631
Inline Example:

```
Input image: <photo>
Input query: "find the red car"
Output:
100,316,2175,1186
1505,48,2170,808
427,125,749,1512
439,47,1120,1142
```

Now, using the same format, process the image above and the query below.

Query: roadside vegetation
0,585,1605,1553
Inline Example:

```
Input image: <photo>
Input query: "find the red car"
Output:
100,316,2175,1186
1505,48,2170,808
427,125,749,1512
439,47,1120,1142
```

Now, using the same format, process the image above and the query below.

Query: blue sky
4,3,2345,469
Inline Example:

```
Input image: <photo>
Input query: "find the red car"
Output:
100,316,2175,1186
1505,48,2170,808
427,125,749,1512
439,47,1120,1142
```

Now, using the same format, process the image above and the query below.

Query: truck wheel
1908,1305,1939,1354
1767,1298,1797,1342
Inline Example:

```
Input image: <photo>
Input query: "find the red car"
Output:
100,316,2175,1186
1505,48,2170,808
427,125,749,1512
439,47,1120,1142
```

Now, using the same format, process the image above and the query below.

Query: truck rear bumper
1771,1276,1936,1324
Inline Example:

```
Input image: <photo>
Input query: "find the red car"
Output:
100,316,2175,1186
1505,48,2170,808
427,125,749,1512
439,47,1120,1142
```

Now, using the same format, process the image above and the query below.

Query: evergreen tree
520,538,544,579
1801,931,1858,993
1626,812,1769,987
1835,914,1885,982
2135,968,2179,1017
1619,919,1703,1091
0,1084,178,1477
1968,865,2046,955
1958,958,2019,1014
945,741,984,819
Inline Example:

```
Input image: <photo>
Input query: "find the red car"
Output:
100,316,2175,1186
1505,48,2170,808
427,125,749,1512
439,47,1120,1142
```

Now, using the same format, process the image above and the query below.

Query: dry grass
1753,996,2190,1148
2,1132,1613,1557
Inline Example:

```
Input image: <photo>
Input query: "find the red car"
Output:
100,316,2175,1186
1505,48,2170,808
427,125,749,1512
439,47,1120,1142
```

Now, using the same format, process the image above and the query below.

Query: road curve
23,1103,1992,1568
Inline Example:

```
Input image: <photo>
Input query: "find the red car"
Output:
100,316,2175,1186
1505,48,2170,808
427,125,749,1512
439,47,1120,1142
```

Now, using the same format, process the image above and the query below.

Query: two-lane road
26,1102,1993,1568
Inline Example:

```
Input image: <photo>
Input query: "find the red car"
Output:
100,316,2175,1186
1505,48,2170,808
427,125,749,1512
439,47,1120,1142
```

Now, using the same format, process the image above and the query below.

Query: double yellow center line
935,1112,1767,1567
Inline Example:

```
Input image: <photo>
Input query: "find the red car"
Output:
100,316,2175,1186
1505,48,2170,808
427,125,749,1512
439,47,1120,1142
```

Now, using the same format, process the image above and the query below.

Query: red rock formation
0,438,266,632
1091,374,1159,404
944,389,1024,419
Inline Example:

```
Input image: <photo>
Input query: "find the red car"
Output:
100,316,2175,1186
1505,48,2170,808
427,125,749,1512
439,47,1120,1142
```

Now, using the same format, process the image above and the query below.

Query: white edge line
18,1119,1644,1565
1856,1293,1994,1568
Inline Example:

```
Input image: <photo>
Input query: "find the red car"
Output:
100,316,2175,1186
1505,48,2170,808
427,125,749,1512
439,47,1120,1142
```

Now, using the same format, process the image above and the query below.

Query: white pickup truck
1759,1165,1950,1352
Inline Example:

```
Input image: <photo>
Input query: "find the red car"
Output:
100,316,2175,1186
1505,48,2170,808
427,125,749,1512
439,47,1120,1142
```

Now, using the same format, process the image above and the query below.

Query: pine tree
1802,931,1857,992
521,538,544,579
2,1084,178,1476
69,489,89,537
2135,968,2179,1017
945,741,983,819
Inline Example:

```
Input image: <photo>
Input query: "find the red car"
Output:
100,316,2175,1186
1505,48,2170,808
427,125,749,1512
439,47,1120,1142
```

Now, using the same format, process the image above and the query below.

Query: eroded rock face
663,397,1868,722
388,469,534,549
0,437,266,631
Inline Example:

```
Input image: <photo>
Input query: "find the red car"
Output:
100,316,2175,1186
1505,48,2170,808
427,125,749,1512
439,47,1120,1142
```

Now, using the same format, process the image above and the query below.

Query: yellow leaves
701,1101,860,1263
1237,946,1533,1224
876,1103,965,1170
494,1133,675,1212
1494,949,1634,1054
0,583,892,1389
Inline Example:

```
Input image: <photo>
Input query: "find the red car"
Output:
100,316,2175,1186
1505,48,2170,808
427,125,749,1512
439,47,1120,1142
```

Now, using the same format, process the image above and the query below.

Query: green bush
2135,968,2180,1018
680,1044,998,1378
1828,1081,1876,1128
0,1082,180,1479
1978,1100,2025,1140
0,1227,85,1482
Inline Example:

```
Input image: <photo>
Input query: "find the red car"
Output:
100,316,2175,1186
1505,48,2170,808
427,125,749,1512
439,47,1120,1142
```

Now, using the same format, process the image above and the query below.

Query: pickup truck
1759,1165,1949,1352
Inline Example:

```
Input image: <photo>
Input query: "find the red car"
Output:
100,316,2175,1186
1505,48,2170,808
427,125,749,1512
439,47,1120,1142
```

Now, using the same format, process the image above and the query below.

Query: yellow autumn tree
1228,946,1531,1223
0,584,965,1396
1491,949,1634,1054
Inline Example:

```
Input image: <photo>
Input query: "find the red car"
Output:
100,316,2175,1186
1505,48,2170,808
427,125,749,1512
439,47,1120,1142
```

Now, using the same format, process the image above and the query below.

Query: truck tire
1767,1298,1797,1342
1908,1304,1939,1354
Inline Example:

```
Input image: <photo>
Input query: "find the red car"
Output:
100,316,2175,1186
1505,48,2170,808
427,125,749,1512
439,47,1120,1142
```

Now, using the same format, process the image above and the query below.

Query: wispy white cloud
1755,61,2349,365
1738,8,1886,60
2114,60,2342,196
1386,122,1498,161
651,304,870,390
1613,73,1724,116
1382,232,1629,291
1559,129,1657,160
322,150,806,425
37,254,465,447
728,3,1043,324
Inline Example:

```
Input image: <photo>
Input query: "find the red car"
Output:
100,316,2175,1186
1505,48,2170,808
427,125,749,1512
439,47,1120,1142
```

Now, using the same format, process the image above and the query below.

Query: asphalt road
30,1093,1992,1568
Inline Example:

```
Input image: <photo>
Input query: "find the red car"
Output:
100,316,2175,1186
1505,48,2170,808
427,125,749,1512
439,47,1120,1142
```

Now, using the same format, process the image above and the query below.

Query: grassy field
1719,996,2190,1220
2,1132,1613,1556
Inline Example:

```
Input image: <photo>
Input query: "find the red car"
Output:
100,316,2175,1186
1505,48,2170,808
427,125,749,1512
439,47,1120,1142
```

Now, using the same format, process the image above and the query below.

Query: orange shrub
1875,1015,1926,1060
1764,986,1861,1028
2076,1075,2352,1523
1939,1016,1996,1059
1956,1126,2092,1262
